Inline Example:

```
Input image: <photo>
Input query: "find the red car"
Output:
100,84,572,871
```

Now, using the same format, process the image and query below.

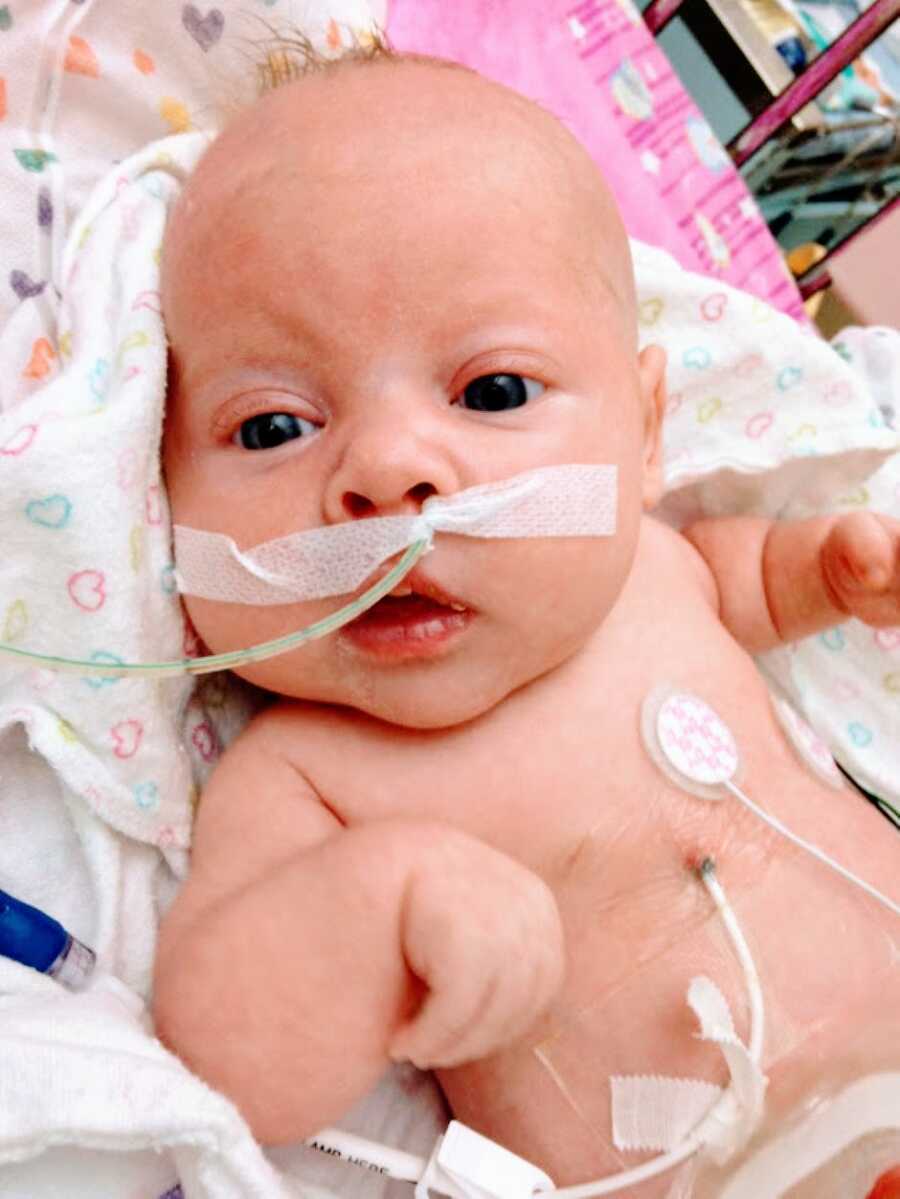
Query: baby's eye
236,412,318,450
457,374,545,413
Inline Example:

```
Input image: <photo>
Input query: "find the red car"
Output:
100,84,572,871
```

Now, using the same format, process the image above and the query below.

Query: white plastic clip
415,1120,555,1199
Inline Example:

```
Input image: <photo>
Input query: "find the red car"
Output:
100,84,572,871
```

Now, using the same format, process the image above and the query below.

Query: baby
153,46,900,1195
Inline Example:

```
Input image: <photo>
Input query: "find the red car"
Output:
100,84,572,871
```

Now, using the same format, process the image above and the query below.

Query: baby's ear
637,344,667,511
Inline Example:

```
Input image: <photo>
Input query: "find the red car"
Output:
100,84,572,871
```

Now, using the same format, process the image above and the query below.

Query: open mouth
339,573,473,660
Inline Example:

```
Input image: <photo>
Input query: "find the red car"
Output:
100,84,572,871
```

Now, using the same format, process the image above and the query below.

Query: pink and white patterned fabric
386,0,809,321
0,0,385,333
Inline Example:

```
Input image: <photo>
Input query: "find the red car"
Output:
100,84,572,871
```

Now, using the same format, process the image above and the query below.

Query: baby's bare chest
297,569,900,1159
313,579,797,875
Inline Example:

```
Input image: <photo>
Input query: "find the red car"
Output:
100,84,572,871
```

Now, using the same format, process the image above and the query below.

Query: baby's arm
153,706,563,1144
683,511,900,652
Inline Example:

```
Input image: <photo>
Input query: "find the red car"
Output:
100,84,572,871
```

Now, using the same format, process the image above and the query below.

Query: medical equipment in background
637,0,900,298
0,887,95,989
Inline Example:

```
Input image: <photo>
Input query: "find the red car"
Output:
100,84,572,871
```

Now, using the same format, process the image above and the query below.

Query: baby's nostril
408,482,437,505
343,492,376,518
343,482,436,517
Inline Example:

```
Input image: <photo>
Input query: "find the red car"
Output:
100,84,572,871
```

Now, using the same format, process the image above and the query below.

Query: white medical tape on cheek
173,463,618,605
174,514,423,606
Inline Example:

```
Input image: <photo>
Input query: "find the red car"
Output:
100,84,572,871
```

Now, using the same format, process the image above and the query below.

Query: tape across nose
174,464,619,605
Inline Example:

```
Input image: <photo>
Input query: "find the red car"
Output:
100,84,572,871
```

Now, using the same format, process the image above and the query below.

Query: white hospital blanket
0,3,449,1197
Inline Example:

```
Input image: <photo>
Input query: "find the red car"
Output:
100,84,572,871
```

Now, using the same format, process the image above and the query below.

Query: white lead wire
698,859,765,1064
546,1135,700,1198
722,778,900,918
305,1127,426,1184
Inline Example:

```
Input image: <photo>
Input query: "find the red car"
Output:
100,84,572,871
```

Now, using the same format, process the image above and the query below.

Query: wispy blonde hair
251,19,393,97
201,16,395,125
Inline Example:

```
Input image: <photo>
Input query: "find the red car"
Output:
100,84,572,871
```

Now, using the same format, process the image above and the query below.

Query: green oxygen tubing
0,540,429,680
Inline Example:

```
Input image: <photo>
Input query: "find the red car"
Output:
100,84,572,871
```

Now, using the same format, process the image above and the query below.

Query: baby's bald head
163,51,637,341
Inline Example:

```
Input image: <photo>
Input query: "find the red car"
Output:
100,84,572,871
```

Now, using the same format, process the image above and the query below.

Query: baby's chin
266,676,509,731
231,655,533,731
350,686,506,731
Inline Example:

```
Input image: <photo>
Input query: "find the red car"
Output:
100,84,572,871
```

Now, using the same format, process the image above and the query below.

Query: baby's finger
388,972,496,1068
825,513,896,596
390,933,562,1069
426,950,561,1068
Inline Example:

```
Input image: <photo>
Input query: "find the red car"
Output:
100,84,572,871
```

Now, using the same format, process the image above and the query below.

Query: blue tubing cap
0,888,68,972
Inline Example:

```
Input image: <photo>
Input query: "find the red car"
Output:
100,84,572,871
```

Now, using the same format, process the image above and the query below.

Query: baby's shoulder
634,515,719,608
247,695,417,778
247,695,379,751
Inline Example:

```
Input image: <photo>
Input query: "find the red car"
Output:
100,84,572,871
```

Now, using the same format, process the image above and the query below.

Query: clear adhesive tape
0,540,428,680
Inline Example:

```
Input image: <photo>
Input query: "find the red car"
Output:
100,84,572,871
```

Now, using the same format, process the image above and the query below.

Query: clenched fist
389,831,565,1070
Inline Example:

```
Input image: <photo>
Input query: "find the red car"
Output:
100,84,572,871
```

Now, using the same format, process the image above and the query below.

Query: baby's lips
367,559,469,611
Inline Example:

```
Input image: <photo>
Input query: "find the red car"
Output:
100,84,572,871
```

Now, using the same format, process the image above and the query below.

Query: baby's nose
324,415,461,522
343,479,437,519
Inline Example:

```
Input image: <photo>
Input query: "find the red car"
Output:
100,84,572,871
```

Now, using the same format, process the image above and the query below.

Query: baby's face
163,60,665,728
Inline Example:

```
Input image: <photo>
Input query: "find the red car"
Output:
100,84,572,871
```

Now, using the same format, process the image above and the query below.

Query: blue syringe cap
0,888,68,972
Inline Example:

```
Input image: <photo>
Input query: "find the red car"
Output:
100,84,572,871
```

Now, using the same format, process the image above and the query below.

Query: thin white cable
697,859,764,1064
305,1127,426,1183
721,779,900,919
547,1135,699,1198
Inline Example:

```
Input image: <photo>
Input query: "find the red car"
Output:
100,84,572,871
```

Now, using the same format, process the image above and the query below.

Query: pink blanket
387,0,806,321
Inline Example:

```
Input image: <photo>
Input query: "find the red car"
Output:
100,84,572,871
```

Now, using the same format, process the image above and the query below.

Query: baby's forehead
166,57,635,324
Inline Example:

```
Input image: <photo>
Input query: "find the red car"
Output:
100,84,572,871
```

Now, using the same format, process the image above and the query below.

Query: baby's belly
441,824,896,1189
438,727,900,1193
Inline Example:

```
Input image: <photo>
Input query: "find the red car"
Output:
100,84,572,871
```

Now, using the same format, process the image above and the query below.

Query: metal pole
728,0,900,166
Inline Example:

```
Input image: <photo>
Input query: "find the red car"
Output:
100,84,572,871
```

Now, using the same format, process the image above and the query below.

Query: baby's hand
821,512,900,627
390,833,565,1070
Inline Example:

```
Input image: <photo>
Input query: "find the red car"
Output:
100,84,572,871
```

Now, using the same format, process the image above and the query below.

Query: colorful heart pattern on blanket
111,719,144,758
1,424,38,456
182,5,225,52
22,337,55,379
37,189,53,228
133,49,156,75
25,494,72,529
2,600,27,642
13,149,57,173
67,570,107,612
65,36,101,78
10,270,46,300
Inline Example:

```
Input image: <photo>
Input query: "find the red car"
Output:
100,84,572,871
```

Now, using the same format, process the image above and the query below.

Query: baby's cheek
182,595,310,659
182,597,334,701
515,535,636,648
561,508,641,609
